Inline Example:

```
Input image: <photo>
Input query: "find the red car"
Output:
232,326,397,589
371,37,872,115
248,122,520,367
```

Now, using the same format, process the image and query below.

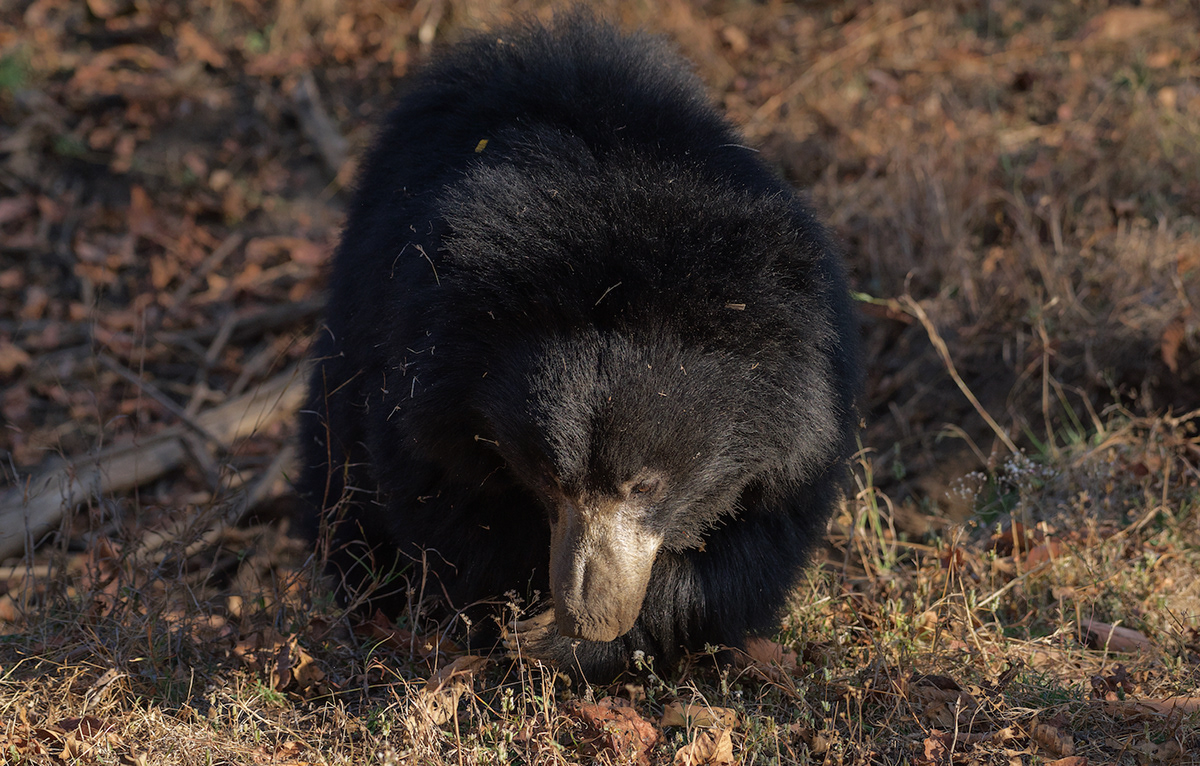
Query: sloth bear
299,13,859,682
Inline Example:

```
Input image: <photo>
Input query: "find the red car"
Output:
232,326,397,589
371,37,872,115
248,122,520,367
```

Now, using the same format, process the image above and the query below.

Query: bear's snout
548,497,663,642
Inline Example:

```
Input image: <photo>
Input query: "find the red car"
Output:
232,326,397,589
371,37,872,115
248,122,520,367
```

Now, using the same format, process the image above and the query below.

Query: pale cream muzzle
548,496,664,642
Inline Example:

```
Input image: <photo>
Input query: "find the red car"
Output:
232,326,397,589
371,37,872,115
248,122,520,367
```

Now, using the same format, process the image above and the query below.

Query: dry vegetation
1,0,1199,763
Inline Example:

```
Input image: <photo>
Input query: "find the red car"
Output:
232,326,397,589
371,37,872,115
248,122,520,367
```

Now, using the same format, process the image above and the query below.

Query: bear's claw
503,608,558,662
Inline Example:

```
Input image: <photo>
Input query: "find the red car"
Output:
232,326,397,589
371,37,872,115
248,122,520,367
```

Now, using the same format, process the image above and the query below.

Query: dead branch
901,295,1020,456
0,365,308,562
289,72,348,178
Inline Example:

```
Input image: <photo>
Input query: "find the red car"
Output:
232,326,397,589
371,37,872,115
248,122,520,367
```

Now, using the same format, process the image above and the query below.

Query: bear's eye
633,480,657,494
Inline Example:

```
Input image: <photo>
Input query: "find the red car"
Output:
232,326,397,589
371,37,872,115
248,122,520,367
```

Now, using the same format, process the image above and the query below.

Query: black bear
299,13,860,682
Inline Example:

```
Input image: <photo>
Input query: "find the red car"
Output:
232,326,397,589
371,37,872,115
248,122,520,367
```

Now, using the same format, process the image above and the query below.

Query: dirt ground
1,0,1198,764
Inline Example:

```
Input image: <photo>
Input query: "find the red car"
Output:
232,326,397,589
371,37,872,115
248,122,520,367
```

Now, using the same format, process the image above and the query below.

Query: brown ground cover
1,0,1198,763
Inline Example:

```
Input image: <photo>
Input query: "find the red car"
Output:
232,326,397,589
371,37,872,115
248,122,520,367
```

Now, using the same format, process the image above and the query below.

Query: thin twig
900,295,1020,455
164,233,244,320
97,353,224,450
748,11,933,132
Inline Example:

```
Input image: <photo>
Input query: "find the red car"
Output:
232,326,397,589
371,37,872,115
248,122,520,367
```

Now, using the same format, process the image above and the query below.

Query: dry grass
2,0,1199,763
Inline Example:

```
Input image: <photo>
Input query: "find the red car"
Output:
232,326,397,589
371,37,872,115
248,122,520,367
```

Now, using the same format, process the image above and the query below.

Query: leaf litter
1,0,1199,764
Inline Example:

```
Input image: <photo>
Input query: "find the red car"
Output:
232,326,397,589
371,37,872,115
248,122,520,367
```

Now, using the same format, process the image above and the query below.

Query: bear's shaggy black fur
299,13,860,682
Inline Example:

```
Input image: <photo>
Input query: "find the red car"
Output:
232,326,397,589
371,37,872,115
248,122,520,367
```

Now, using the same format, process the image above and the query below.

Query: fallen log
0,365,308,562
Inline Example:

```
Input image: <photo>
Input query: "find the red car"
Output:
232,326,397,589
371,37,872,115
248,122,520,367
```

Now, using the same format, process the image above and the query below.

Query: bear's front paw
503,609,630,682
502,609,562,664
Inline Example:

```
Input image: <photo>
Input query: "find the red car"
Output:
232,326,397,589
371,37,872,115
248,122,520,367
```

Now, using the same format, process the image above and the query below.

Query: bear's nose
547,496,662,643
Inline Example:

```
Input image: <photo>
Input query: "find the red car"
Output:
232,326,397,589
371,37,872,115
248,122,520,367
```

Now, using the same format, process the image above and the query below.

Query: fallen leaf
734,637,798,687
921,727,1018,756
911,675,980,730
0,268,23,289
245,235,324,266
286,642,326,691
1080,8,1171,42
56,716,116,741
414,683,465,726
425,654,489,692
990,521,1036,556
674,727,734,766
67,45,175,97
0,594,19,622
661,702,738,729
85,0,132,18
1133,738,1183,760
233,629,324,693
1161,312,1189,373
1031,718,1074,756
414,655,488,726
939,546,967,571
20,286,49,320
355,610,461,659
1046,758,1088,766
0,194,34,226
743,637,797,669
720,26,749,54
565,697,660,766
921,732,949,765
1025,539,1064,566
177,21,228,68
787,724,831,755
0,341,32,378
1089,664,1135,700
128,185,156,238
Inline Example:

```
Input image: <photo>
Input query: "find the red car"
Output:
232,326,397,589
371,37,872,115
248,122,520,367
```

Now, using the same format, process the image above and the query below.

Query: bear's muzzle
548,497,663,642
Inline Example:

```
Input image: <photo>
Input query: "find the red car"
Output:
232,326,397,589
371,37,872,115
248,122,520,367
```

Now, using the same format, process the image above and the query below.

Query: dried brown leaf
0,341,31,378
921,732,949,765
245,235,324,266
0,194,34,226
1080,8,1171,42
743,637,797,670
661,702,738,729
734,637,798,687
1161,312,1189,374
425,654,489,694
85,0,129,19
1024,539,1065,566
673,727,734,766
1099,697,1200,717
177,21,228,68
787,724,831,755
1031,719,1074,756
233,628,324,692
990,521,1036,556
414,683,465,726
565,698,660,766
353,609,458,658
19,286,49,320
0,593,19,622
911,675,980,731
414,655,488,726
